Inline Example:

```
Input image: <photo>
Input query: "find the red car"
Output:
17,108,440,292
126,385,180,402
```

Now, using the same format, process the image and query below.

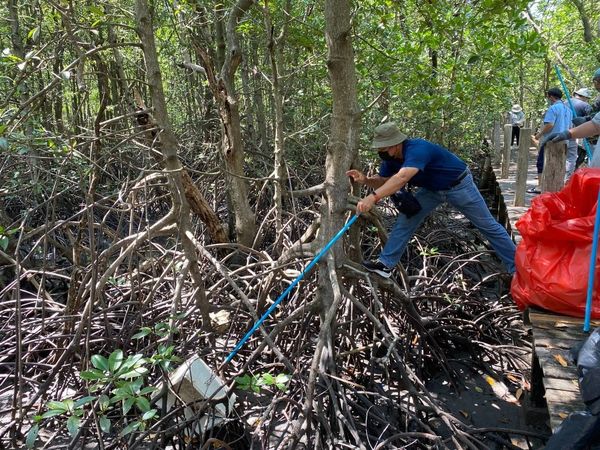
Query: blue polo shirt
379,138,467,191
543,101,572,135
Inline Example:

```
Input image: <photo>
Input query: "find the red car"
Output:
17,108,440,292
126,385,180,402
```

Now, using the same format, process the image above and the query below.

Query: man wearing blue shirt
347,122,516,278
532,88,574,189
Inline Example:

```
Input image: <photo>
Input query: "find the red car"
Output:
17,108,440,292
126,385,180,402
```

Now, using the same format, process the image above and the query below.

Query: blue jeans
378,172,516,273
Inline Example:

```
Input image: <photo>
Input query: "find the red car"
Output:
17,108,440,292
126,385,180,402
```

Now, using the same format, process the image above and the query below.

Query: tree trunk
135,0,212,325
319,0,360,311
570,0,594,43
194,0,257,247
264,0,289,254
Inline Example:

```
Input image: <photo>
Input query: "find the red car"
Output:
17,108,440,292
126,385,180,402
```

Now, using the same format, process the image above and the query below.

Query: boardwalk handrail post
492,120,502,165
584,188,600,332
501,124,512,178
514,127,531,206
541,141,566,192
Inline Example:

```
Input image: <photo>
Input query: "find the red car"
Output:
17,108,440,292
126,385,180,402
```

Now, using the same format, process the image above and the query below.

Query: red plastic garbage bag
511,168,600,317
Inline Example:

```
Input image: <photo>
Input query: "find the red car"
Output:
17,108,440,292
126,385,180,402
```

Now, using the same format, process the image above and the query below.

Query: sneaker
526,187,541,194
362,259,392,278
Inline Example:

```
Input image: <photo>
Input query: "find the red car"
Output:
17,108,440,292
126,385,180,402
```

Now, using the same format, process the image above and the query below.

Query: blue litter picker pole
584,188,600,332
224,214,360,364
554,65,593,160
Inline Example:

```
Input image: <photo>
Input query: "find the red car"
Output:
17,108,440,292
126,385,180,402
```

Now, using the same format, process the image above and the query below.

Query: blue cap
594,68,600,80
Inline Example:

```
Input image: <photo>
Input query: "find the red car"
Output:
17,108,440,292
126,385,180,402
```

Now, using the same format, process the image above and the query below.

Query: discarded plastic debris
155,356,235,433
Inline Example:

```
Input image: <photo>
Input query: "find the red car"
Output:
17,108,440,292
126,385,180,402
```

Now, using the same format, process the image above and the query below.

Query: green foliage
235,372,290,393
0,226,16,251
26,342,180,447
419,247,440,257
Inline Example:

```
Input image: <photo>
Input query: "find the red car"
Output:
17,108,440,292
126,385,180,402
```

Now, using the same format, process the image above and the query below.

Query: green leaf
99,415,111,433
120,421,140,436
27,26,40,42
0,236,8,251
467,54,480,65
74,396,96,409
132,327,151,339
117,354,145,374
0,137,8,151
142,409,157,421
62,399,74,413
275,374,290,384
46,401,68,412
118,367,149,379
89,5,103,15
108,350,124,372
41,409,64,419
80,369,105,381
139,386,156,395
261,373,275,385
25,424,39,449
66,416,80,437
123,397,135,415
91,355,109,371
99,394,110,411
135,396,151,413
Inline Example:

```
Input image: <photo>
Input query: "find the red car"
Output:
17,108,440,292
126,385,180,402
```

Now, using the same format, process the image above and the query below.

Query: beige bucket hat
511,104,522,113
371,122,407,149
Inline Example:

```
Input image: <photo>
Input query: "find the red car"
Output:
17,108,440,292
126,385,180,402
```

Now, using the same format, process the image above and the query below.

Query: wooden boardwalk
526,310,599,432
492,144,540,244
491,138,596,434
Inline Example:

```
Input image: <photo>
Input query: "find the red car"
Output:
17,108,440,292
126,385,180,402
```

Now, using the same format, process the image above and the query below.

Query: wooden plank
529,310,600,328
547,400,587,433
543,377,580,392
544,388,582,405
527,309,598,433
534,336,582,350
536,348,578,380
532,323,586,341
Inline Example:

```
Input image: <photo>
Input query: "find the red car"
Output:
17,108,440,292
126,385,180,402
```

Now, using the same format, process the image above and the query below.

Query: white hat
574,88,592,99
511,104,522,113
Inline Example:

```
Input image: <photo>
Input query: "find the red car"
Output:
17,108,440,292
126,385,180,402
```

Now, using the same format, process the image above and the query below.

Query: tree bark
264,0,290,254
570,0,594,43
135,0,212,325
319,0,360,310
193,0,258,247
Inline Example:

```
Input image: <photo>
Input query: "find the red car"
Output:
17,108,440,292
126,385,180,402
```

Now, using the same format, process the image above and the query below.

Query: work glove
573,116,590,127
390,190,422,218
547,130,572,143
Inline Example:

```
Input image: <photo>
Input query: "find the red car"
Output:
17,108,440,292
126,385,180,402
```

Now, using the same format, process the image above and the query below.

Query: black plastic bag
545,411,600,450
577,328,600,414
390,190,422,218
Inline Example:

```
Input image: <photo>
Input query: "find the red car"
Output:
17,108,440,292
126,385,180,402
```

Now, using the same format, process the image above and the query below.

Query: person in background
571,88,593,168
573,69,600,126
546,108,600,168
508,104,525,147
572,88,592,118
530,88,574,192
347,122,516,278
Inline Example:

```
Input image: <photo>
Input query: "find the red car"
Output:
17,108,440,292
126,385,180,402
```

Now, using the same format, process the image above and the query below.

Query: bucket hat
575,88,592,98
371,122,407,149
511,104,522,113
